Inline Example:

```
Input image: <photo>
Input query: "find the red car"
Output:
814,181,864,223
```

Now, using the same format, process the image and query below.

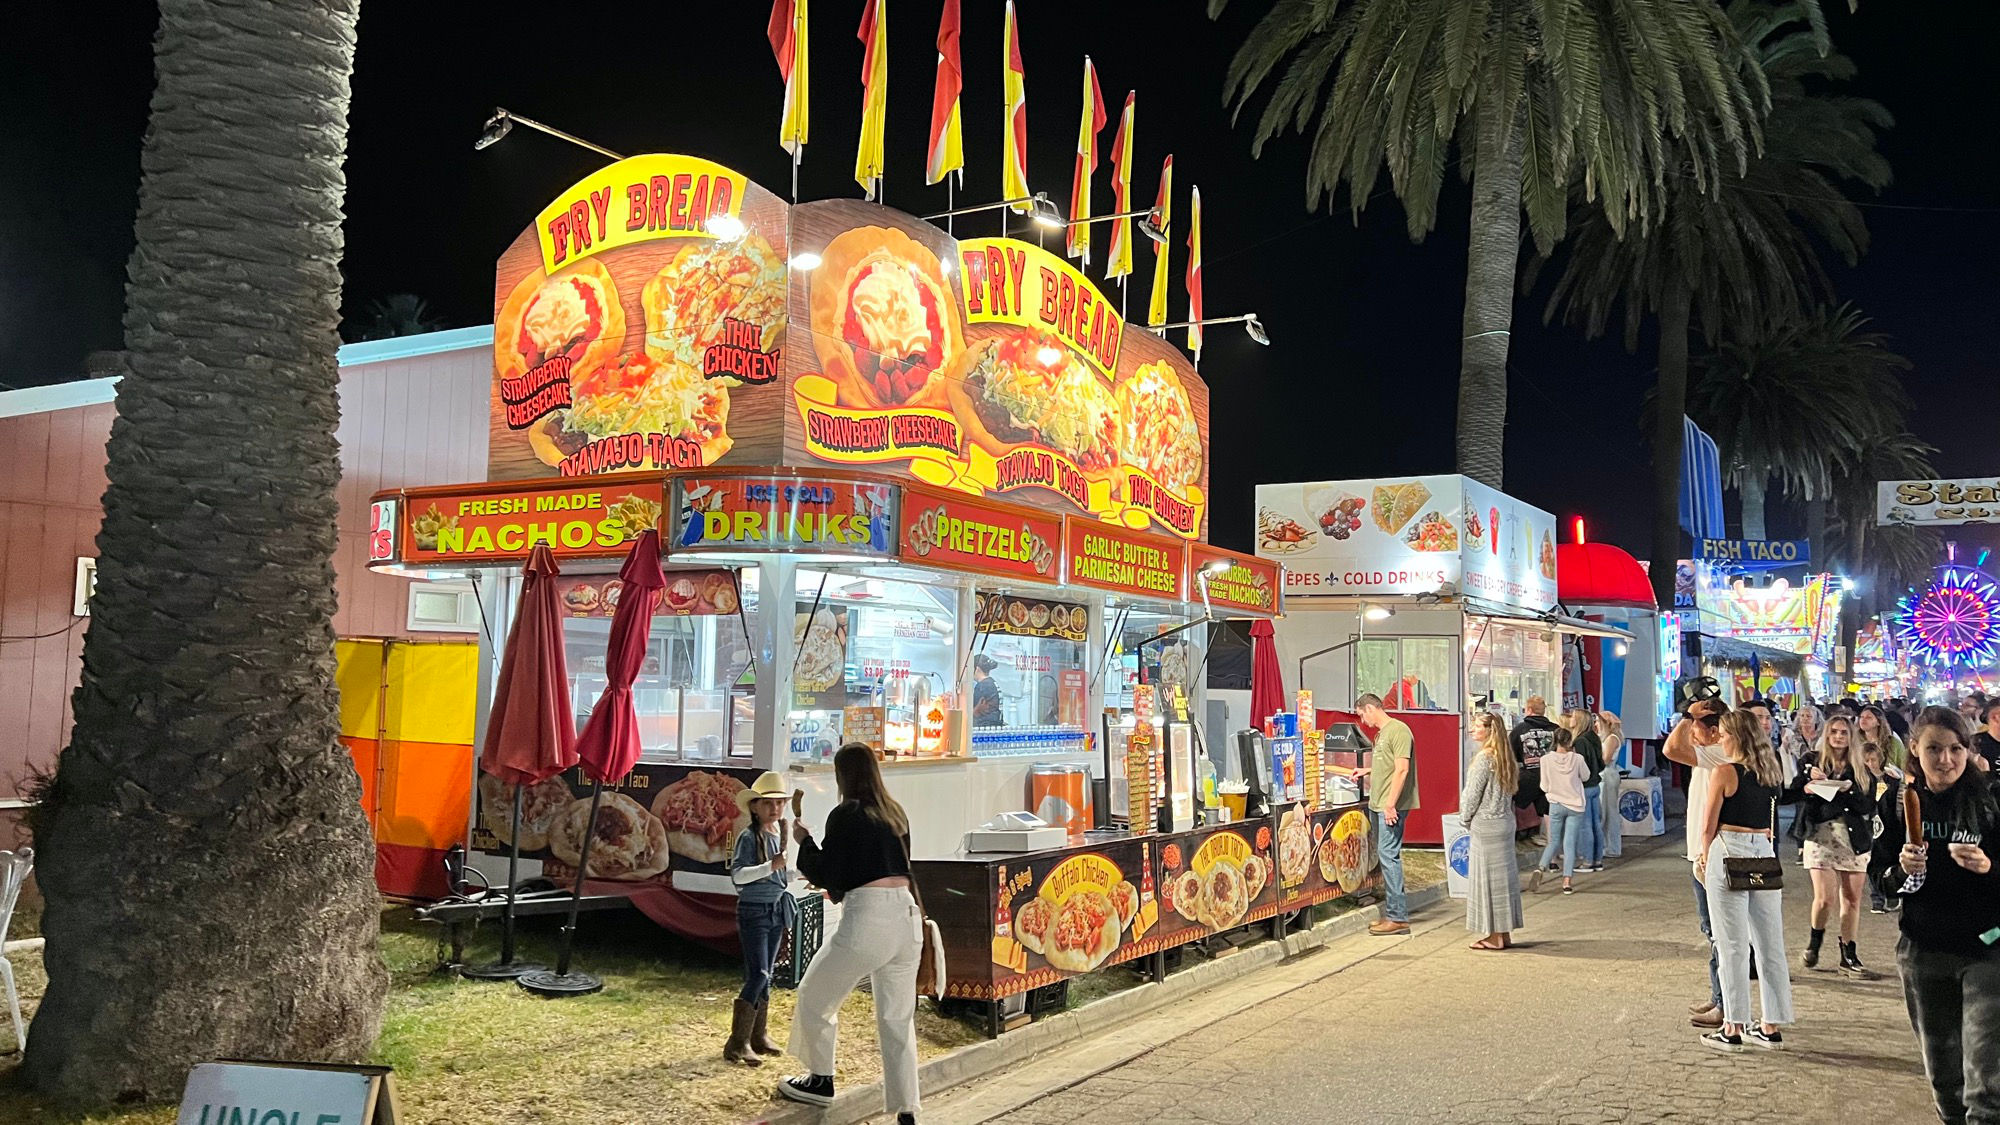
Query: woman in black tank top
1695,711,1794,1052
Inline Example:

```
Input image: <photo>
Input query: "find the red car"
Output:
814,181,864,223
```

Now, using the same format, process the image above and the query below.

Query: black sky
3,1,1995,559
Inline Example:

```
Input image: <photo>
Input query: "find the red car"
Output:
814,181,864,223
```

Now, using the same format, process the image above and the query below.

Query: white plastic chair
0,848,34,1053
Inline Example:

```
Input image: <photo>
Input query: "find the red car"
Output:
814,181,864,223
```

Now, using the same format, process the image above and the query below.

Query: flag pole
947,175,955,236
792,147,800,204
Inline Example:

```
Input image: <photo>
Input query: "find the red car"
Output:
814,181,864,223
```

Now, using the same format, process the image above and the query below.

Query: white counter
789,751,1101,859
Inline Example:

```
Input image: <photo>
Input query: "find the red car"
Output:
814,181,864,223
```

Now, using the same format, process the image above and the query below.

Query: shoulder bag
896,834,948,1000
1723,796,1784,891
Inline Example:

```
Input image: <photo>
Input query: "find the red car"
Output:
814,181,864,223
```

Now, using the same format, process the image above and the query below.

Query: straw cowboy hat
735,771,791,815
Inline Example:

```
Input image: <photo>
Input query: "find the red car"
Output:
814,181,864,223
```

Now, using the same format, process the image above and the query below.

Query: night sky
3,1,1995,559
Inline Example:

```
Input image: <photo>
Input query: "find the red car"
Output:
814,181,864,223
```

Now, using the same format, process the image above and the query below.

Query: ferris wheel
1894,550,2000,673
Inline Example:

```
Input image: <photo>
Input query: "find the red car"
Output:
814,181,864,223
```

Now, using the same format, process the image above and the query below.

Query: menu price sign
397,478,663,565
898,486,1061,580
975,592,1088,642
552,568,740,618
675,476,894,556
1189,544,1280,616
1062,518,1187,601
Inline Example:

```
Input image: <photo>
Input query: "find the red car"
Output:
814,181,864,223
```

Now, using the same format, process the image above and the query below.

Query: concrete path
918,830,1939,1125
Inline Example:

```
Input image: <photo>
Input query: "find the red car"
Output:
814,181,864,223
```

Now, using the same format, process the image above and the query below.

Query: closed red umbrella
522,529,664,997
1250,618,1285,727
465,543,576,981
573,527,665,784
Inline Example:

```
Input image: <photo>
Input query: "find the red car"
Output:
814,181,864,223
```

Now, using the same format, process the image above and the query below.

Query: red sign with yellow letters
397,476,664,565
897,486,1061,582
1188,544,1281,616
1063,517,1187,601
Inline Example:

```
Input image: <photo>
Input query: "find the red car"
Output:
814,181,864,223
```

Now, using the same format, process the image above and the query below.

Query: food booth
1253,475,1631,849
367,153,1376,1023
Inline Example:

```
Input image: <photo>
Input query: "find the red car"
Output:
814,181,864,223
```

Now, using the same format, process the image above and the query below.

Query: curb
758,883,1447,1125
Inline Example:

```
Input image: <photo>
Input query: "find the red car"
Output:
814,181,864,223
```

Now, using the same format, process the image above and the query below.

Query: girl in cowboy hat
725,770,795,1066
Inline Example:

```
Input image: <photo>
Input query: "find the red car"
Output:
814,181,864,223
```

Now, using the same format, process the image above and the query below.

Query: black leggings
1899,936,2000,1125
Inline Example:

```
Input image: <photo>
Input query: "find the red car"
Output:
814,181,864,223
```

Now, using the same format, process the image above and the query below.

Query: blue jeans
737,897,789,1006
1376,811,1408,923
1583,787,1605,864
1693,872,1722,1008
1538,803,1584,877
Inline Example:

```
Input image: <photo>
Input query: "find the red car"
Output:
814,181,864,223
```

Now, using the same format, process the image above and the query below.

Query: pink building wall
0,327,494,801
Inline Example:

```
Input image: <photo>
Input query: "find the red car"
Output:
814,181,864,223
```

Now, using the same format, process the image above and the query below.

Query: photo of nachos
410,502,458,552
604,493,662,541
642,230,786,382
1404,511,1460,552
527,352,731,469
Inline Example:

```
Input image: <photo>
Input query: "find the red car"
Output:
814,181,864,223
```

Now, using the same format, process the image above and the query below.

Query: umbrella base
518,969,604,997
460,960,546,981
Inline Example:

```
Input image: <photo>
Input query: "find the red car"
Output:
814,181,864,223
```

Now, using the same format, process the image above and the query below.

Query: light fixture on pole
1074,207,1165,243
474,108,625,161
1150,312,1269,345
1136,213,1168,245
921,192,1067,230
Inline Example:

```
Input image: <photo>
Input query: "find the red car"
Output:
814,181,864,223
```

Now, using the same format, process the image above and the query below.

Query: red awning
1556,542,1655,610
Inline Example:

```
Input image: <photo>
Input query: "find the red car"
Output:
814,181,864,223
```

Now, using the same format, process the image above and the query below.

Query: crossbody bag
1723,796,1784,891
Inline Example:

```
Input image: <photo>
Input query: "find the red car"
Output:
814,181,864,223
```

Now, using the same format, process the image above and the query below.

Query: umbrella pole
463,783,547,980
519,781,606,996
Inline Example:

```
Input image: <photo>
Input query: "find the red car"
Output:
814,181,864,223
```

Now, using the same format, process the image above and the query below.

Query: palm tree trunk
1650,285,1694,609
1740,474,1769,541
25,0,382,1105
1455,114,1526,490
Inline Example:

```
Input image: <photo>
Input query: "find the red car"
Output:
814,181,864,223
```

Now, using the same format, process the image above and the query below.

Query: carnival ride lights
1895,546,2000,671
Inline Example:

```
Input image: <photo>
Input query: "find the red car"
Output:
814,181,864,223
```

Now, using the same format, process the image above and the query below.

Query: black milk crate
773,888,825,990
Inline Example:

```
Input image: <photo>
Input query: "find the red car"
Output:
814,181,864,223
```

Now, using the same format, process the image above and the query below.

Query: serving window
1101,602,1199,717
789,568,959,761
1464,617,1558,725
966,591,1089,755
559,566,757,764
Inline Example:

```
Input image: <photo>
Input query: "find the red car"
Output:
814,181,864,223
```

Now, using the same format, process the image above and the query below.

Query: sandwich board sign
178,1061,400,1125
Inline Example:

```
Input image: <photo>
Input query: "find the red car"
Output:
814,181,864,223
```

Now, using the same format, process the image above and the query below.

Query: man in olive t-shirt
1359,693,1418,935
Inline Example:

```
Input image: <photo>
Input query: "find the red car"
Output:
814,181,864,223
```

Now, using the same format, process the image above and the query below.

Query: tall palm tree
343,292,448,343
1211,0,1774,488
1530,0,1889,604
25,0,383,1104
1688,303,1911,539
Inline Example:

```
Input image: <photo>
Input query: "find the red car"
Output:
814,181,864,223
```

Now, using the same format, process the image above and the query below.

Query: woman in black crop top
1695,711,1795,1053
780,743,924,1124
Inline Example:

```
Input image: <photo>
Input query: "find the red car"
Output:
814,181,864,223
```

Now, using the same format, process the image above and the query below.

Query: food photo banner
1879,477,2000,528
1256,474,1558,612
391,477,664,565
487,158,1216,542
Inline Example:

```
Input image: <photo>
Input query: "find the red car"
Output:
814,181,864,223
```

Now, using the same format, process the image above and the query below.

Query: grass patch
0,855,1451,1123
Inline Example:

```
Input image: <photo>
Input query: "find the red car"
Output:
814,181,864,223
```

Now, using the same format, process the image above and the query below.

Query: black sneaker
1700,1030,1745,1053
1746,1027,1786,1050
779,1074,835,1106
897,1115,918,1125
1869,901,1888,915
1839,958,1879,981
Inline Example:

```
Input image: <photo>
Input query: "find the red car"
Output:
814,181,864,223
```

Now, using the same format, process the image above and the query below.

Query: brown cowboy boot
724,999,763,1066
752,999,784,1056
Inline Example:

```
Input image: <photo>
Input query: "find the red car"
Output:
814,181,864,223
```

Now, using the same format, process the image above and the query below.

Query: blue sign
1696,538,1809,569
1448,834,1471,877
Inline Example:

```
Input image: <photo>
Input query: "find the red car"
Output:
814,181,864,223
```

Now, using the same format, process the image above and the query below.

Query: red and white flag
1066,58,1107,263
768,0,810,157
1104,92,1135,280
927,0,964,185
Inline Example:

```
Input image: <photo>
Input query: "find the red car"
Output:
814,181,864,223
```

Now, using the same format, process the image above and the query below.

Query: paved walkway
921,829,1939,1125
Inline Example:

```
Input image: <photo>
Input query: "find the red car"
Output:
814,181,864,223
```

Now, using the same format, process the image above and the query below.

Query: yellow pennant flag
1105,92,1135,280
1002,0,1029,211
855,0,888,198
769,0,810,156
1147,154,1172,327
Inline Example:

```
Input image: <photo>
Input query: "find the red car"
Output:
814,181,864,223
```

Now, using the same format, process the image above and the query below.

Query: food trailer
1253,475,1629,847
367,154,1381,1020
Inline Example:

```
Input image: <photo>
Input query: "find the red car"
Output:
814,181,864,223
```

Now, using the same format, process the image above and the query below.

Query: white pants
790,886,923,1115
1704,833,1795,1028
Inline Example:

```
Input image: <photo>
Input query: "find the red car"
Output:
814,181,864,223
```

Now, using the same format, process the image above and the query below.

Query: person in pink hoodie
1529,728,1589,895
